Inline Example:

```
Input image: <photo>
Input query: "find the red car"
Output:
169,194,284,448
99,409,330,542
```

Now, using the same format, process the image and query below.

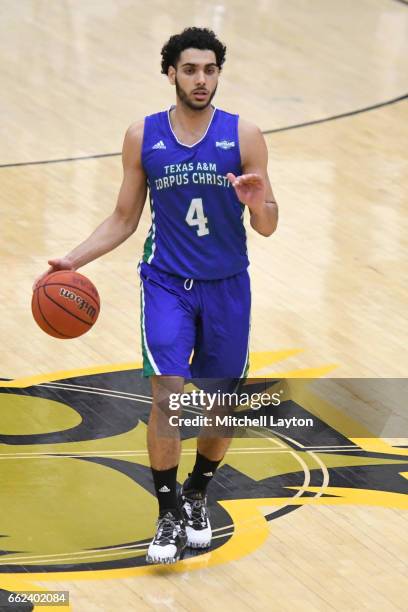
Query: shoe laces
155,512,179,545
183,491,208,527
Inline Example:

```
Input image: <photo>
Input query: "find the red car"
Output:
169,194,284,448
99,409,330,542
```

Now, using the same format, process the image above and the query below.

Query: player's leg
148,375,184,515
178,426,233,549
140,263,196,563
146,375,188,563
181,269,251,548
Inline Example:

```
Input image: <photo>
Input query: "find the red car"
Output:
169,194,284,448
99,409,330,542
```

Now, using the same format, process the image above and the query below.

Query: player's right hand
32,257,75,291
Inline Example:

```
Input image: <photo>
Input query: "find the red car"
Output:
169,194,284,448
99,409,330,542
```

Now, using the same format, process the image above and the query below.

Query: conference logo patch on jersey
215,140,235,150
152,140,166,150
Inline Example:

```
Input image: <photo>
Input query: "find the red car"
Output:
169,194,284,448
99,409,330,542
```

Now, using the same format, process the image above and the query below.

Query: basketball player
36,27,278,564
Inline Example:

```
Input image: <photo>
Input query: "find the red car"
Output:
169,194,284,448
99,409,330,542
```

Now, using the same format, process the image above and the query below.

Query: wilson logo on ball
59,288,97,319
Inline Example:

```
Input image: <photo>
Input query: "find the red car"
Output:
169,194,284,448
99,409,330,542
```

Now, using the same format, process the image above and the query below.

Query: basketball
32,270,100,339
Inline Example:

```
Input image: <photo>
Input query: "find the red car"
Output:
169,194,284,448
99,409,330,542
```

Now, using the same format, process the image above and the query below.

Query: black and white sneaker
179,487,212,549
146,511,187,564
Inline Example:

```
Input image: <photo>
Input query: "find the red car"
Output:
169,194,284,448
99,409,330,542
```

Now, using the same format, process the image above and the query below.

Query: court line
253,429,328,500
254,429,330,523
0,94,406,169
264,93,408,134
306,452,330,498
301,445,356,449
268,431,330,493
41,382,148,398
35,384,152,404
0,448,292,460
0,528,238,565
0,151,121,169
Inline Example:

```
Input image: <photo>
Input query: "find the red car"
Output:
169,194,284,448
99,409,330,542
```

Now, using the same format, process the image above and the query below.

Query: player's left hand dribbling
32,257,75,291
226,172,266,212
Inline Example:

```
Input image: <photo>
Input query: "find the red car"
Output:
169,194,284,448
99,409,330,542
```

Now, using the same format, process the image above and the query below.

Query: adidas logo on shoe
152,140,166,150
159,485,171,493
203,472,213,477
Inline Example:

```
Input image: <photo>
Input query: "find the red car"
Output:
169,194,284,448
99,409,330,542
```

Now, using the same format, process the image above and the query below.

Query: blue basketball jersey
141,107,249,280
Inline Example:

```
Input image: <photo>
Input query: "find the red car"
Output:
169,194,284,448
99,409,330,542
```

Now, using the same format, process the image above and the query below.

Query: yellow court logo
0,356,407,581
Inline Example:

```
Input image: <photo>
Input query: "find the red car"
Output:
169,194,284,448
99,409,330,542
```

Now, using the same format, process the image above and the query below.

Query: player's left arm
227,119,278,237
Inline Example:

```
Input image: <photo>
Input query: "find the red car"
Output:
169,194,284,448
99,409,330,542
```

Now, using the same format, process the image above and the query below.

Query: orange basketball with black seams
32,270,100,339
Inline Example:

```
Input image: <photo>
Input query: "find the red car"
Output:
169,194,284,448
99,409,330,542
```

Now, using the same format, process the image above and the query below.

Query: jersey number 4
185,198,209,236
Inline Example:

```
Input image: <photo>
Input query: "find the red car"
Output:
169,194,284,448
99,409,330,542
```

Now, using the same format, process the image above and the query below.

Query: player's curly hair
161,27,226,74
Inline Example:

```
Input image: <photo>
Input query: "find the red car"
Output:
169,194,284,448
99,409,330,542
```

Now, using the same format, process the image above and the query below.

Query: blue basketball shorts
139,262,251,379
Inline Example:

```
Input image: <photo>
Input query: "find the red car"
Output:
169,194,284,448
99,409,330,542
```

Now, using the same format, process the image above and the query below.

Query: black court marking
0,94,407,169
0,152,121,169
263,93,408,134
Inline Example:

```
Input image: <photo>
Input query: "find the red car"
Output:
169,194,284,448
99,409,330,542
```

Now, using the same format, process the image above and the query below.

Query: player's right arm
34,121,147,286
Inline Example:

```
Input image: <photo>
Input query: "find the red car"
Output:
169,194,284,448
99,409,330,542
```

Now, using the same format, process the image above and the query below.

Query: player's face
170,49,220,111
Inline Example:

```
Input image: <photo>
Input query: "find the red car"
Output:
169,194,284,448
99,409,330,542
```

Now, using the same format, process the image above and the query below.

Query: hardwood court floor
0,0,407,610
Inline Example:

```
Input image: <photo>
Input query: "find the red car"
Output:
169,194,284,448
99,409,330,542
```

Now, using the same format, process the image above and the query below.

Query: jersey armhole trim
236,114,243,172
140,115,149,172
